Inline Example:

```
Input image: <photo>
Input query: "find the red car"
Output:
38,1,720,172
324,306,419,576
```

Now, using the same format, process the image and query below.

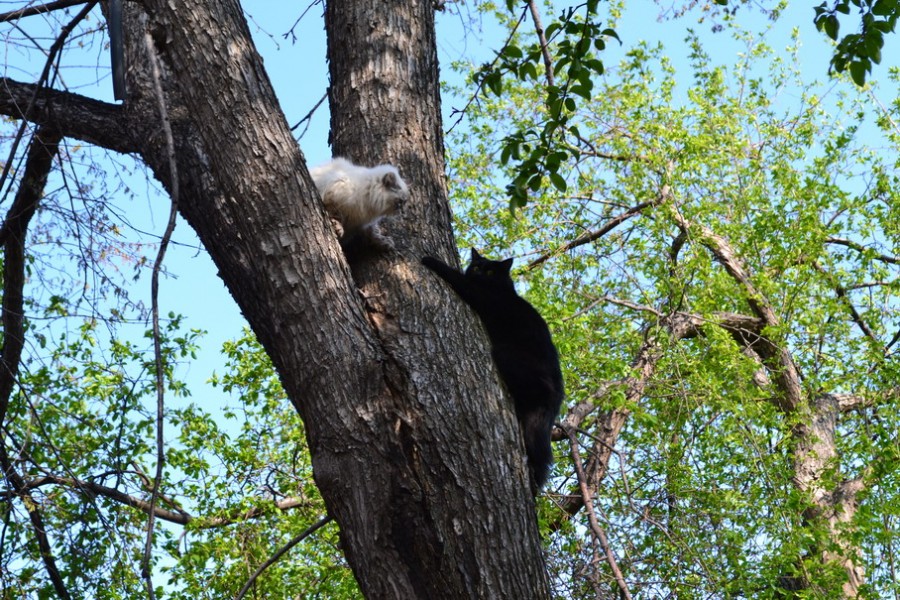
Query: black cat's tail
521,408,557,494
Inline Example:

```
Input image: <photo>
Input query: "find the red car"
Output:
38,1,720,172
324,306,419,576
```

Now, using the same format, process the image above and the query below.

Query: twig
235,515,334,600
0,0,88,23
0,0,100,203
140,30,180,600
565,427,632,600
291,92,327,138
527,195,660,270
811,260,881,352
526,0,554,87
0,473,312,528
446,5,528,134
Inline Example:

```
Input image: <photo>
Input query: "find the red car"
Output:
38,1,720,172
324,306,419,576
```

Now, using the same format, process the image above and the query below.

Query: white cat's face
374,169,409,216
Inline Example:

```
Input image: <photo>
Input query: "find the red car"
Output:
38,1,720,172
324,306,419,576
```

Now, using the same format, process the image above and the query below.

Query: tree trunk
108,0,549,597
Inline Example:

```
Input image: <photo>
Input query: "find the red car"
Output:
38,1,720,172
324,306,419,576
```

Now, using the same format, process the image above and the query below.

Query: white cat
309,157,410,250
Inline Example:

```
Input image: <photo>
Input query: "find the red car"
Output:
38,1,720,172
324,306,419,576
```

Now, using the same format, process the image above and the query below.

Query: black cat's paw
421,256,441,270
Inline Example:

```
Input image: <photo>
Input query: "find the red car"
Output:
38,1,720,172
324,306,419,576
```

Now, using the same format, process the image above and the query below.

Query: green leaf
549,171,567,192
849,60,868,85
824,14,840,40
601,27,621,43
504,44,523,59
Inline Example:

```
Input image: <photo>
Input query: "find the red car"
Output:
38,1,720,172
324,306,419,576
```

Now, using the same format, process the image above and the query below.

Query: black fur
422,249,564,493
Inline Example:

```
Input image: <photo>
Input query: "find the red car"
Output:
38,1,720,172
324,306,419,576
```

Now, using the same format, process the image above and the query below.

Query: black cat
422,249,564,493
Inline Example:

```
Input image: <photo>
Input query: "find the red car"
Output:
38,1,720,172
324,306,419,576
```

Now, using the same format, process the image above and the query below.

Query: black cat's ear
471,248,482,260
499,257,514,273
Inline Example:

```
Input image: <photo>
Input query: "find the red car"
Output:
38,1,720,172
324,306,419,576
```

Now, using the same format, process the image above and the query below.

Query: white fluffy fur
309,157,410,247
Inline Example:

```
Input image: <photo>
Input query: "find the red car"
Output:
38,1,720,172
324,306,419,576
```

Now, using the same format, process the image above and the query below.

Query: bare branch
827,236,900,265
142,29,181,600
0,78,136,153
0,0,88,23
234,515,334,600
528,194,662,270
446,5,528,134
565,427,632,600
0,474,314,527
291,92,327,138
0,128,60,420
0,1,99,196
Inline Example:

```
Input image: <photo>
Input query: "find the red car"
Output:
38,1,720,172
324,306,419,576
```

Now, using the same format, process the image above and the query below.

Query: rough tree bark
0,0,551,597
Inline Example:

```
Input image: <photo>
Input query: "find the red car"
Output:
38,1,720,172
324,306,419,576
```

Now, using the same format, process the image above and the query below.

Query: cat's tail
521,408,557,494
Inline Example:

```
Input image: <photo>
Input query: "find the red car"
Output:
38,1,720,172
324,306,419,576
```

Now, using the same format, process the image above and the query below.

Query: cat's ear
499,257,514,273
382,171,400,190
471,248,482,260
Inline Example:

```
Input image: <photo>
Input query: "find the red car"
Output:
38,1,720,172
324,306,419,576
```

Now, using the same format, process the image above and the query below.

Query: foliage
447,9,900,597
813,0,898,85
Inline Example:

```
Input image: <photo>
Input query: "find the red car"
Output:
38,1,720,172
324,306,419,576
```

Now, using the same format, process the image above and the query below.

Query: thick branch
669,210,803,412
0,129,61,416
0,78,138,154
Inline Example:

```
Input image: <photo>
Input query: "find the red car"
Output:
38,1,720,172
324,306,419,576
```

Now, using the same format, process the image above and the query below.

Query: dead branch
0,474,314,527
141,28,181,600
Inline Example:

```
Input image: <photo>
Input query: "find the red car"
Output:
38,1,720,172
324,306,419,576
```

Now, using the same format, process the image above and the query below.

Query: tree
2,0,900,598
0,0,548,598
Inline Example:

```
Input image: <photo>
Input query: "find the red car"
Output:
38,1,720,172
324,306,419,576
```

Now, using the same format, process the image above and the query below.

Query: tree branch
0,78,137,154
527,194,662,270
0,0,98,196
234,515,334,600
565,426,632,600
812,261,881,348
0,0,89,23
142,29,181,600
0,474,315,528
0,127,70,600
826,236,900,265
669,209,803,412
526,0,554,87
